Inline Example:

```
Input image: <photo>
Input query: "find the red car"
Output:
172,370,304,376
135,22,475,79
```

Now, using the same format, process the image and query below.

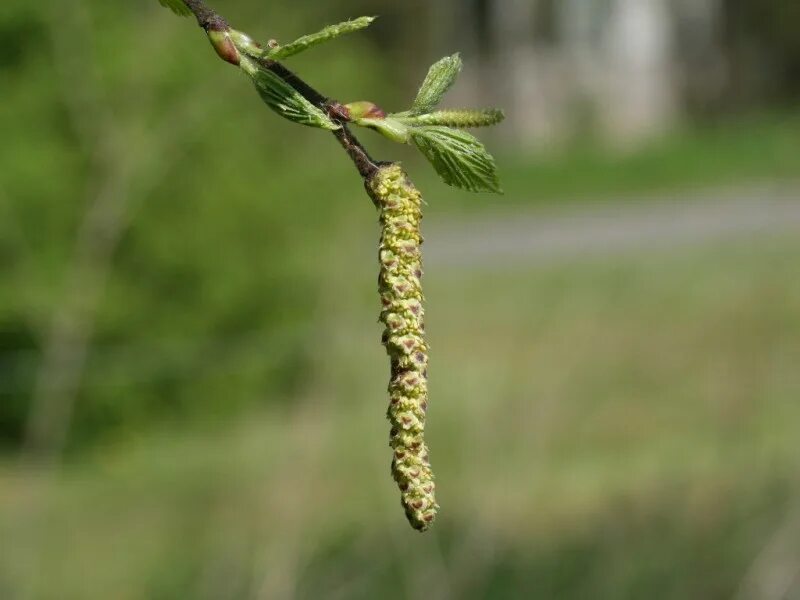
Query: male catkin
369,164,438,531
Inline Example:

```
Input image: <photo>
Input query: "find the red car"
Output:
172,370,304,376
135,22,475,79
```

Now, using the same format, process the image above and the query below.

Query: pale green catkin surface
369,164,438,531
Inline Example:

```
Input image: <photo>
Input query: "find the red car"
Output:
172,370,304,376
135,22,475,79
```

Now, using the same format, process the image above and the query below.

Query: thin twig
184,0,227,31
180,0,383,181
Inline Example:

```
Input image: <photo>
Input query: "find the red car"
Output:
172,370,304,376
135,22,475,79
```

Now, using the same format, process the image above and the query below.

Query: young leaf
410,54,463,115
251,67,340,130
157,0,192,17
396,109,505,129
410,126,502,193
266,17,377,60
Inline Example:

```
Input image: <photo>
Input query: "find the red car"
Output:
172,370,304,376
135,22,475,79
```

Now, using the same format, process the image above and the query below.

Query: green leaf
396,109,505,129
410,126,502,193
251,67,340,131
410,54,463,115
266,17,377,60
157,0,192,17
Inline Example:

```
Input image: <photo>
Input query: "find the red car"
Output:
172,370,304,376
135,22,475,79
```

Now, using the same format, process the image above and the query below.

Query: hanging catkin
369,164,438,531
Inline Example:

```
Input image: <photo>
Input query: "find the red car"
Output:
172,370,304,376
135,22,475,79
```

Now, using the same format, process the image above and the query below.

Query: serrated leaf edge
410,126,502,194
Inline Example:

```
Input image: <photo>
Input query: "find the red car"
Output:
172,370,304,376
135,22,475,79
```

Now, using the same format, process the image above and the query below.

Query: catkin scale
368,164,438,531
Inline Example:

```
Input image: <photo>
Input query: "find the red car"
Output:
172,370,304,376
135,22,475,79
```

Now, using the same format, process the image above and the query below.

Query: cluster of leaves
395,54,504,193
250,21,505,193
157,3,504,193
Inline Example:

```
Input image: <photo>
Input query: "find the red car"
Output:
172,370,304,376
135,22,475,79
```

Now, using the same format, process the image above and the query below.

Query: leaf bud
207,29,240,66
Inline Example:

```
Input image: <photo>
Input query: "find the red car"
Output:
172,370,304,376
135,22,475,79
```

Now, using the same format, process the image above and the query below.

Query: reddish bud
344,101,387,120
207,30,240,66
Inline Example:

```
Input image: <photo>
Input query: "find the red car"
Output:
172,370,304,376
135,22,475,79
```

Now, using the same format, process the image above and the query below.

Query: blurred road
426,183,800,270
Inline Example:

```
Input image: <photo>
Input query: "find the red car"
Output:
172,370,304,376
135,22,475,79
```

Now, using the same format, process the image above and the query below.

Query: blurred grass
2,232,798,599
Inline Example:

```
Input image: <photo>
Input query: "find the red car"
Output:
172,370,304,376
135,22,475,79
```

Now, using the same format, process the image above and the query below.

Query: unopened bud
344,101,387,120
207,29,240,66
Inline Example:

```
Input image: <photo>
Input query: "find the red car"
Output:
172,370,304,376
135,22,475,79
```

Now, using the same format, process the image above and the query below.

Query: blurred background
1,0,799,598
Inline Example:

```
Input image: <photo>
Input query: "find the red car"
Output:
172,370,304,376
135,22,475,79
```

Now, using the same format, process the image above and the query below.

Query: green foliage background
0,0,397,449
